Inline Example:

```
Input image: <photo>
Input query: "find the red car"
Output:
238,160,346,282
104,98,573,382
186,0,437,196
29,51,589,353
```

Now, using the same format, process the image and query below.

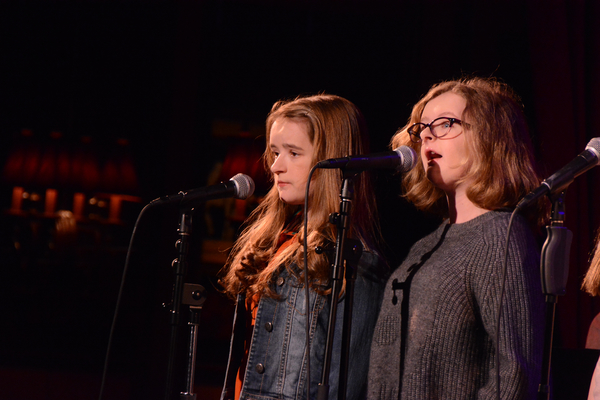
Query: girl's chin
425,174,450,192
279,196,303,206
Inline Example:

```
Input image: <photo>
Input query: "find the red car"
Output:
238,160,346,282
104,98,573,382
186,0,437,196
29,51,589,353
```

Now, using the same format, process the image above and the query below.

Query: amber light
3,129,141,222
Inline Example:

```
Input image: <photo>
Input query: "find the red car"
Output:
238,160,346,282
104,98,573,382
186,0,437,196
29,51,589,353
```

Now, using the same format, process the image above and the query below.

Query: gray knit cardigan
367,211,545,400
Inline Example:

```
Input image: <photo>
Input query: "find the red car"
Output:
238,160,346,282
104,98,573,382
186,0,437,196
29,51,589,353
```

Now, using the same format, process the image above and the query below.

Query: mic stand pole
165,206,194,400
537,191,573,400
317,176,356,400
180,283,207,400
337,238,362,400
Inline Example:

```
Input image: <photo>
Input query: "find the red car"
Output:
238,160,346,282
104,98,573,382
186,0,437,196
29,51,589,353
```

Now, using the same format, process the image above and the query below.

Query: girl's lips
425,149,442,163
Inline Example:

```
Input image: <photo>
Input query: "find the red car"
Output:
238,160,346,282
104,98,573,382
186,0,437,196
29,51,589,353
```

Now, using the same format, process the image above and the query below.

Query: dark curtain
527,0,600,348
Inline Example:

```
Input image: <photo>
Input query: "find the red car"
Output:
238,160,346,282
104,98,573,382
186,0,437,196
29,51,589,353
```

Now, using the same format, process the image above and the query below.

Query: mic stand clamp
537,191,573,400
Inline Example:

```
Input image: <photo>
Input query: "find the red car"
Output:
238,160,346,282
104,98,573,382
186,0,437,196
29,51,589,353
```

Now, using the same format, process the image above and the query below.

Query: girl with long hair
582,232,600,399
219,94,387,400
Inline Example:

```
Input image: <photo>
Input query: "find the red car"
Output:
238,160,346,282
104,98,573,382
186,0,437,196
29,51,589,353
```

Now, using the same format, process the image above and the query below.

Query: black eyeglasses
407,117,465,143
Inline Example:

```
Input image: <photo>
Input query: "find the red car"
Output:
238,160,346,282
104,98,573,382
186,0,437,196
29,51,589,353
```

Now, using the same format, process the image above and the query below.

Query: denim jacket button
265,322,273,332
255,363,265,374
276,277,285,286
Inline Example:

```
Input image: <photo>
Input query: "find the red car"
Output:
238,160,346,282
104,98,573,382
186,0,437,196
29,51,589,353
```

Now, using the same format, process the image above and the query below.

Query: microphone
150,173,255,206
516,137,600,210
315,146,418,173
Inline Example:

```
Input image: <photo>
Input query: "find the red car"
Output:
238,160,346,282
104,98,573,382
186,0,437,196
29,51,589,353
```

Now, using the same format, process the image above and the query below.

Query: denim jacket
220,251,387,400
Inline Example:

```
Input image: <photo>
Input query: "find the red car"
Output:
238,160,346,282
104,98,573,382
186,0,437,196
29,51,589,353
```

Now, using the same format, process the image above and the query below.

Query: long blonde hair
582,232,600,296
219,94,378,299
391,76,547,226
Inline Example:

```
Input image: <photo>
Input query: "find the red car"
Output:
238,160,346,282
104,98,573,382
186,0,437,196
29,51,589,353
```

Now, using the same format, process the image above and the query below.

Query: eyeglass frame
407,117,466,143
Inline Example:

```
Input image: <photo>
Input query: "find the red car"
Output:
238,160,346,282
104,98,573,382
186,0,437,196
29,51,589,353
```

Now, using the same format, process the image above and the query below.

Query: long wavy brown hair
219,94,379,299
582,231,600,296
391,76,548,227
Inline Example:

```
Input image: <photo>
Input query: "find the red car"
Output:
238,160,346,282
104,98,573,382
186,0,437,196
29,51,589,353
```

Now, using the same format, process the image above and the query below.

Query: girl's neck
446,186,488,224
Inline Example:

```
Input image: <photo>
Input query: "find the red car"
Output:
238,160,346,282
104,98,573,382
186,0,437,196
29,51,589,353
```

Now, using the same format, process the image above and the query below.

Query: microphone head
586,137,600,164
230,173,255,199
393,146,418,173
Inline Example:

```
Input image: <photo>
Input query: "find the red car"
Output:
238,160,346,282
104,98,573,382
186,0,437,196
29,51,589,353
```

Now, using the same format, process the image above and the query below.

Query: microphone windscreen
231,173,255,199
586,138,600,163
394,146,418,173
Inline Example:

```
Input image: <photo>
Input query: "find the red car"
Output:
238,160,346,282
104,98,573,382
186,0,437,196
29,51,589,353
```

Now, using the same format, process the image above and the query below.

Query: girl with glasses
367,77,548,399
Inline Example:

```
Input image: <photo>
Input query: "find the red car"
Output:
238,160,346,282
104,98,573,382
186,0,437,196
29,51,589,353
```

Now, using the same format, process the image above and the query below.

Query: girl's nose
270,155,285,173
421,127,435,142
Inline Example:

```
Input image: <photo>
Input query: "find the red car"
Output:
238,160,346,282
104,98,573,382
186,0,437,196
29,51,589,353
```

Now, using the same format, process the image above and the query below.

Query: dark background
1,1,600,399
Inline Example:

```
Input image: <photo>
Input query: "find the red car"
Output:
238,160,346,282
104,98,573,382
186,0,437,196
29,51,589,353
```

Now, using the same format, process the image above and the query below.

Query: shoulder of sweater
433,211,536,258
452,210,531,237
480,210,535,241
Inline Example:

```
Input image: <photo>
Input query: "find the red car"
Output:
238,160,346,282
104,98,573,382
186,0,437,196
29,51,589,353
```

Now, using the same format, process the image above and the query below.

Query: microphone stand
317,175,362,400
337,238,362,400
537,191,573,400
165,206,207,400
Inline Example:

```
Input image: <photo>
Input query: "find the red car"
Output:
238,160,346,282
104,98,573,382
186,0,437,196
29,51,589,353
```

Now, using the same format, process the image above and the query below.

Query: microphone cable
302,165,319,399
97,202,153,400
96,173,254,399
